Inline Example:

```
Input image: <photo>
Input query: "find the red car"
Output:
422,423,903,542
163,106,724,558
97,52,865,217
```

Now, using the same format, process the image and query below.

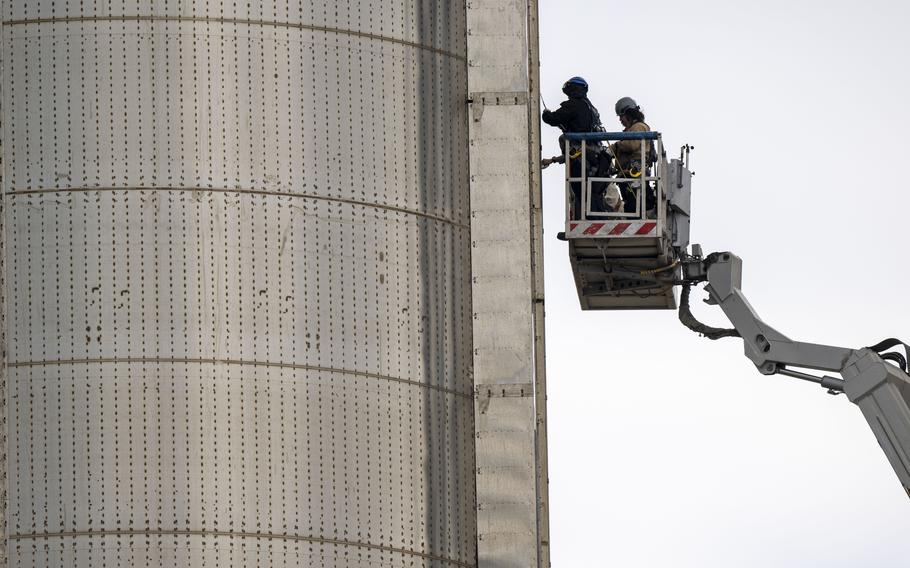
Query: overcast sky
538,1,910,566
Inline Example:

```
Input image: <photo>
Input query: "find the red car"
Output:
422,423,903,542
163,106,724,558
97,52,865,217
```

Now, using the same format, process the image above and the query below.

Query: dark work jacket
542,96,601,134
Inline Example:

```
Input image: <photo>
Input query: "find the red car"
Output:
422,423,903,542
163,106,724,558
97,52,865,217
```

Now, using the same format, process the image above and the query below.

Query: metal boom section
683,251,910,497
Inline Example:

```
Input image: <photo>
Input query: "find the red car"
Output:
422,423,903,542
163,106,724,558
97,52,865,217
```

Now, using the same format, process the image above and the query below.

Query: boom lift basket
561,131,692,310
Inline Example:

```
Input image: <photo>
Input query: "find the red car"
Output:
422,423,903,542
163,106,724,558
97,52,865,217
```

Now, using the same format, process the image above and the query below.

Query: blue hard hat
564,76,588,89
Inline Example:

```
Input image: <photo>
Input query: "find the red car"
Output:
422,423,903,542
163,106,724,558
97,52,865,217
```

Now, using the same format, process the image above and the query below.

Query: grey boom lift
678,249,910,497
560,132,910,497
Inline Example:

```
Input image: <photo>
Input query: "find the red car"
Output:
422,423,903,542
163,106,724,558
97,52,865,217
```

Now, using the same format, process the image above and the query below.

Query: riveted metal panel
1,1,474,566
466,0,549,566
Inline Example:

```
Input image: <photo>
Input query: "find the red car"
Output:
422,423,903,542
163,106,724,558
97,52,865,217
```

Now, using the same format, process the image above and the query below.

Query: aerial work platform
559,129,910,502
561,131,692,310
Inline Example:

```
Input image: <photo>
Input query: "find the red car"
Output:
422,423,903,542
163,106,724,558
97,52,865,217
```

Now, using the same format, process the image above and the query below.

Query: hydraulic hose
868,338,910,372
640,260,679,277
881,352,908,372
678,284,741,340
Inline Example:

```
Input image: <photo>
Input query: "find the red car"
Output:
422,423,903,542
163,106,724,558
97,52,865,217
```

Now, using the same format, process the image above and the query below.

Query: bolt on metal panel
1,1,474,566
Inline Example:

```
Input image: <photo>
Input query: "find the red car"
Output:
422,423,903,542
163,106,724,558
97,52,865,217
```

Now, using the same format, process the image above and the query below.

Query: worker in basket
541,77,615,218
611,97,657,215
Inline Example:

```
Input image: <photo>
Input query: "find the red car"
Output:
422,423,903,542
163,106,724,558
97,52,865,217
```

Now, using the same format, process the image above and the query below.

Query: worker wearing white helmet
612,97,653,175
612,97,656,214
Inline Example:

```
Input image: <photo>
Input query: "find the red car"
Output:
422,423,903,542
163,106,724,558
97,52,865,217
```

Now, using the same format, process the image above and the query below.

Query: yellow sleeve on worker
614,121,650,154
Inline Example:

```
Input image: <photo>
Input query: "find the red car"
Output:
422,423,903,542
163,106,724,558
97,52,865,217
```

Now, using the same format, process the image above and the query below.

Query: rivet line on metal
5,187,470,229
3,16,467,62
8,357,472,399
8,530,476,568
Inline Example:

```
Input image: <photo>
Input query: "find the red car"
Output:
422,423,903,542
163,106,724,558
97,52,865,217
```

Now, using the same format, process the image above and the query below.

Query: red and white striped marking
567,220,658,238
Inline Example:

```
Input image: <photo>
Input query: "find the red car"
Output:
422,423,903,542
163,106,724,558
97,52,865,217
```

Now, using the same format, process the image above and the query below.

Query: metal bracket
468,91,529,122
475,383,534,398
475,383,534,415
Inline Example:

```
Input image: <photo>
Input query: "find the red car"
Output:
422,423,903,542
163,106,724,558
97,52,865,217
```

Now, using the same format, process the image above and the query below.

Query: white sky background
538,1,910,566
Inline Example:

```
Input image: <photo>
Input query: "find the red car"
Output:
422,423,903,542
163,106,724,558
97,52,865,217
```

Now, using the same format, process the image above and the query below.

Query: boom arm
684,251,910,498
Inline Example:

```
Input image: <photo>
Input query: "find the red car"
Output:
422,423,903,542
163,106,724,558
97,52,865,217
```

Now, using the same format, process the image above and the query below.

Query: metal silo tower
0,1,547,567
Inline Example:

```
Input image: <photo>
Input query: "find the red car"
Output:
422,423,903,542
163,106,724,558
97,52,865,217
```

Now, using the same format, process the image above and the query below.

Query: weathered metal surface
467,0,549,565
1,1,475,566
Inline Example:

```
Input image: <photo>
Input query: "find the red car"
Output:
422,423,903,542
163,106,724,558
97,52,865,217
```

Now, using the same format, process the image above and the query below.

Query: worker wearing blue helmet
541,77,604,151
542,77,607,218
541,77,604,173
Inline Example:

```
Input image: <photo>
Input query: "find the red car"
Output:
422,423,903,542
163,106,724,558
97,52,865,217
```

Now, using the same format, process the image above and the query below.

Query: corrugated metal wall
1,1,475,566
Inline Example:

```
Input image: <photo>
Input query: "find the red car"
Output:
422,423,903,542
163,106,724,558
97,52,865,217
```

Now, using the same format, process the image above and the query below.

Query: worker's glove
541,156,565,169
